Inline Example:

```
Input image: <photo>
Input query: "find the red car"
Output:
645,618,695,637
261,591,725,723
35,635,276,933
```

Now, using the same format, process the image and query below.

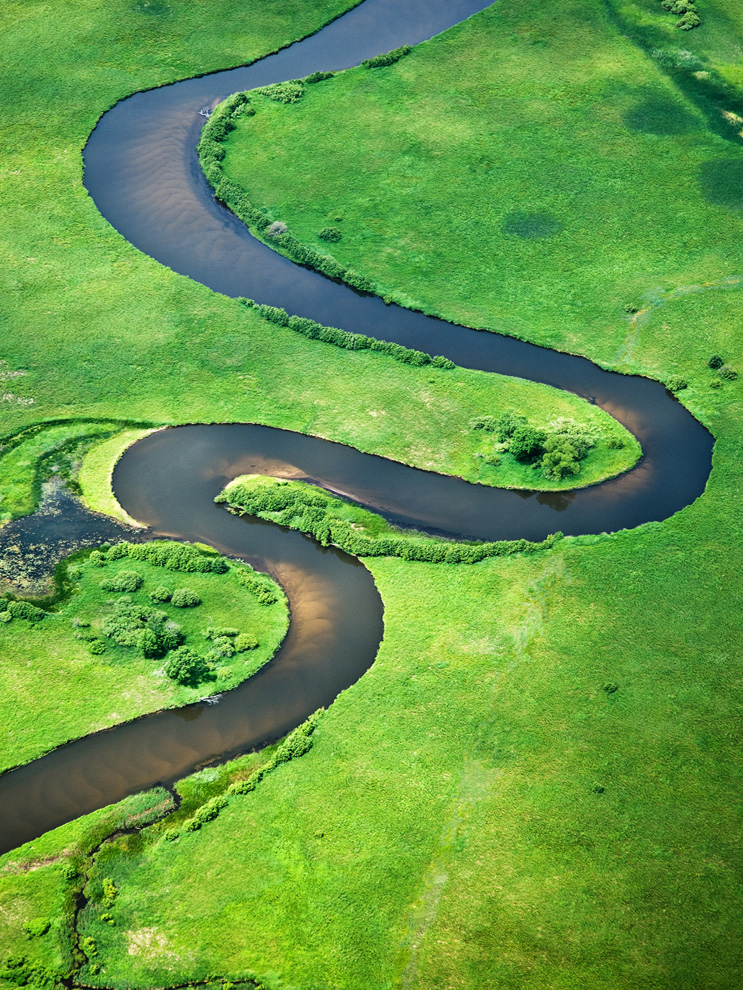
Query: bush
305,70,335,84
0,611,11,623
141,628,165,659
23,918,50,938
469,415,497,432
319,226,342,242
677,10,701,29
509,425,546,462
106,541,227,573
257,80,304,104
88,640,106,655
667,375,688,392
88,550,106,567
718,365,738,381
171,588,201,608
362,44,412,68
100,569,143,593
495,411,527,442
204,626,239,639
235,632,259,652
7,601,45,622
149,585,172,603
209,636,235,659
541,438,581,480
708,354,724,369
164,647,211,686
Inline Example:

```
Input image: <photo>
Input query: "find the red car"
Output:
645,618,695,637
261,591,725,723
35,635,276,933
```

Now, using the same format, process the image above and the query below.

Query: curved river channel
0,0,714,853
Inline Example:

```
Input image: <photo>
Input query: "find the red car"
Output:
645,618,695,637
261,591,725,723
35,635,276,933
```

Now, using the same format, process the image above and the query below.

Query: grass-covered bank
219,474,564,561
75,387,743,987
0,541,287,772
0,789,175,988
217,0,743,380
0,0,634,499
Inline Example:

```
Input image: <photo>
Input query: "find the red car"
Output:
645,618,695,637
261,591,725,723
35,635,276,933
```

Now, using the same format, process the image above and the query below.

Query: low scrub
217,475,562,564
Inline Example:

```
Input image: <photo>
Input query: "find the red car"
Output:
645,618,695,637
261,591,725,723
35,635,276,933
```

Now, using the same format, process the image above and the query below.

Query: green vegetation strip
0,541,288,772
218,475,563,562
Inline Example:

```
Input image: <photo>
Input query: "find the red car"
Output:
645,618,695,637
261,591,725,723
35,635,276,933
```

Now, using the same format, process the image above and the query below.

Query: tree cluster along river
0,0,712,854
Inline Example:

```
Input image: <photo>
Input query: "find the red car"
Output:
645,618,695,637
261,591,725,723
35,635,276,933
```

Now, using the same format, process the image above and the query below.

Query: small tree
509,425,546,462
164,647,210,686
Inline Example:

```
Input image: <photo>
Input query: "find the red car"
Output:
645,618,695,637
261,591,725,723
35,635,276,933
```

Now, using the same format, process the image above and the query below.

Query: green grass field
2,0,743,987
0,542,288,772
0,0,627,499
219,0,743,383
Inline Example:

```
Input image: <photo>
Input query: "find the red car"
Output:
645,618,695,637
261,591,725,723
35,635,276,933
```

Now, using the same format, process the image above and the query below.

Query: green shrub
362,44,412,68
204,626,239,639
509,425,546,462
469,415,498,432
495,411,527,442
164,647,211,686
22,918,50,938
0,611,11,623
106,541,227,573
608,437,625,449
102,877,118,907
7,601,45,622
209,636,235,659
141,628,165,659
667,375,688,392
171,588,201,608
88,550,106,567
677,10,701,29
149,585,172,602
256,80,304,104
305,70,335,84
235,632,259,652
88,639,106,655
319,226,342,242
100,569,143,593
708,354,724,369
718,365,738,381
541,437,581,480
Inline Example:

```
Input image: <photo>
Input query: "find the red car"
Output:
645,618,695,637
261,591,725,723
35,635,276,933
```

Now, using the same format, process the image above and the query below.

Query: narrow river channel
0,0,713,853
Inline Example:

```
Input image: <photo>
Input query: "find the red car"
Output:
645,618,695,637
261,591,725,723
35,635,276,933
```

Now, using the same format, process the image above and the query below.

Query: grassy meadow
2,0,743,987
220,0,743,374
0,543,288,772
0,0,627,502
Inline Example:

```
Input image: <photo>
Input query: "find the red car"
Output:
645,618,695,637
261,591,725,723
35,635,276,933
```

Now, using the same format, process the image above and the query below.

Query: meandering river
0,0,712,854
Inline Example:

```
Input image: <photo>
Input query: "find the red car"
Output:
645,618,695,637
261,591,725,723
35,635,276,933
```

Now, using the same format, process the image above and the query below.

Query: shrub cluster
242,300,454,370
177,711,323,836
102,597,183,656
305,70,335,84
164,647,211,686
106,541,227,573
362,44,412,68
481,412,601,480
660,0,701,29
218,481,562,564
667,375,687,393
1,600,46,623
254,80,305,104
171,588,201,608
100,569,143,593
318,226,342,242
234,565,280,605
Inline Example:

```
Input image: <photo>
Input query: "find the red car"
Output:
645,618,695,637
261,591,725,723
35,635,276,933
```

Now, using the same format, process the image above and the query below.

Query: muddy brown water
0,0,713,854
